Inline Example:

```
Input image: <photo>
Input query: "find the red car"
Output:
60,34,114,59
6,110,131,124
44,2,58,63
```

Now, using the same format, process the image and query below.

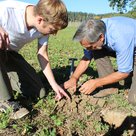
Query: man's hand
53,84,70,101
0,27,10,50
79,79,98,94
63,76,78,92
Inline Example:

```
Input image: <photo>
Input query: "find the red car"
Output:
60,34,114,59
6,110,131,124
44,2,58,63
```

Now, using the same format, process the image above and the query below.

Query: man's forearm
37,45,57,87
38,53,57,87
72,57,90,80
95,71,129,87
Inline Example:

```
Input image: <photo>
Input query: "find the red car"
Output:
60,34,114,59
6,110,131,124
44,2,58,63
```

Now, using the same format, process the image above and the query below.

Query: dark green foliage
108,0,136,13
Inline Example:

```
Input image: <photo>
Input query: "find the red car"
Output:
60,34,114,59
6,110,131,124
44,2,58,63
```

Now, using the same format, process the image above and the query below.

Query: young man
0,0,69,119
64,16,136,105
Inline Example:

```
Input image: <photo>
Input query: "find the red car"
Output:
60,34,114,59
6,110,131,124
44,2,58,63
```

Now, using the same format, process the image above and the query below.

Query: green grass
0,25,134,136
20,26,83,70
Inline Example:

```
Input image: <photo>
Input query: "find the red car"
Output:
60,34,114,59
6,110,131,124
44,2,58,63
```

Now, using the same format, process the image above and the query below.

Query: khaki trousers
0,50,46,101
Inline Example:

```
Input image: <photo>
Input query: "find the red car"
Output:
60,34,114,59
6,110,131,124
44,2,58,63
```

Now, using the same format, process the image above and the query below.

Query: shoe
93,88,118,98
0,101,29,119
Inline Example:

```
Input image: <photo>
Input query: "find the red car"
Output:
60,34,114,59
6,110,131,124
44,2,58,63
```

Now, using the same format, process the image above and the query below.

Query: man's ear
99,33,104,42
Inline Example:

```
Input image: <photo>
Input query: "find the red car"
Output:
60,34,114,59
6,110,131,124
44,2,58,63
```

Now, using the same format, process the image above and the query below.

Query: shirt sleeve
115,38,135,73
38,35,49,46
83,49,93,60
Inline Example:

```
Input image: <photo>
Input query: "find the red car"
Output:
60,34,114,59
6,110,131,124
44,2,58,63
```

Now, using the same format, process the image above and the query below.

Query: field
0,25,136,136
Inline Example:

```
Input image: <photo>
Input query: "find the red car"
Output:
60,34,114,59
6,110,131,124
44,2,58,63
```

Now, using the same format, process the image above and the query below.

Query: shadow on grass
18,65,131,113
38,65,132,96
38,65,98,93
103,116,136,136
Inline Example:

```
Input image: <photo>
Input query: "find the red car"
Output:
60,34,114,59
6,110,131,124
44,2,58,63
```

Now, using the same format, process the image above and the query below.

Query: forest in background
68,10,136,22
68,0,136,21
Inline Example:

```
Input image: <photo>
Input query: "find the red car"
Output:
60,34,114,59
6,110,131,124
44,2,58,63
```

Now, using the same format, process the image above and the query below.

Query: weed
110,92,133,110
12,123,33,135
34,92,56,116
51,114,65,126
73,119,86,130
93,120,109,133
0,109,11,129
85,103,98,112
34,128,56,136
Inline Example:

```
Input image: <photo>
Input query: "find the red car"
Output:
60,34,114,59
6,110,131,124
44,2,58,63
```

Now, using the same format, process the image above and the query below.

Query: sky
18,0,123,14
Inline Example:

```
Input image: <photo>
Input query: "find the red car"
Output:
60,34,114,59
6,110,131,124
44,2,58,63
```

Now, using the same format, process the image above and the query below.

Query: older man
64,16,136,105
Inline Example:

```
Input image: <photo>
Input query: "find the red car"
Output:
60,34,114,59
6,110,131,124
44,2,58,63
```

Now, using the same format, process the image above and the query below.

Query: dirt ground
0,75,136,136
55,74,136,136
55,91,136,136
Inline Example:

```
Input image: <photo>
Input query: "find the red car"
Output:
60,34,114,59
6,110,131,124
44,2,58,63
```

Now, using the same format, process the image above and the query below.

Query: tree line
68,9,136,22
68,0,136,22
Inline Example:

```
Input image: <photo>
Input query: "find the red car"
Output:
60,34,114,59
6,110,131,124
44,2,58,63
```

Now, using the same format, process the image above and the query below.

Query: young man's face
38,24,58,35
36,18,58,35
80,37,104,50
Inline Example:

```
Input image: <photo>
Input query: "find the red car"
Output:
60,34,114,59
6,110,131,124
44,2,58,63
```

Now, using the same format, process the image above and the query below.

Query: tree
108,0,136,13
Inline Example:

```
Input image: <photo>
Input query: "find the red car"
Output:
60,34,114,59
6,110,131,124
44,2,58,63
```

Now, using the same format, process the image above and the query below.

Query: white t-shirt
0,0,49,52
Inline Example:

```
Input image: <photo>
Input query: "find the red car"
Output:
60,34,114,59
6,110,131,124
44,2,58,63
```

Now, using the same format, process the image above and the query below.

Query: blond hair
34,0,68,30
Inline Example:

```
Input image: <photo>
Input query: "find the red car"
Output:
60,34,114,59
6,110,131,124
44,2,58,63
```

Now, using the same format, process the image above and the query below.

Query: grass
0,25,135,136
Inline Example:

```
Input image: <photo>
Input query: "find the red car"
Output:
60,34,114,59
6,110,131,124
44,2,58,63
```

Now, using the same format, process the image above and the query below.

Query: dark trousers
0,50,46,101
92,47,136,105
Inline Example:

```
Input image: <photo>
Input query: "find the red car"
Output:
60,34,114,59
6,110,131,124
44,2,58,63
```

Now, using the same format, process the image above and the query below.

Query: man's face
38,24,58,35
36,17,58,35
80,38,103,50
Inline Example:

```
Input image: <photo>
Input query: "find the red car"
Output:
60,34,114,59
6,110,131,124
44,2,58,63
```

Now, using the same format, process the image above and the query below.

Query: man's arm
37,44,70,100
96,71,129,87
64,56,90,91
72,56,90,80
79,71,129,94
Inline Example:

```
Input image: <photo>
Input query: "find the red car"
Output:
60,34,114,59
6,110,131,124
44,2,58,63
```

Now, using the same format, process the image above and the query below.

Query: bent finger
60,90,70,100
55,94,62,101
